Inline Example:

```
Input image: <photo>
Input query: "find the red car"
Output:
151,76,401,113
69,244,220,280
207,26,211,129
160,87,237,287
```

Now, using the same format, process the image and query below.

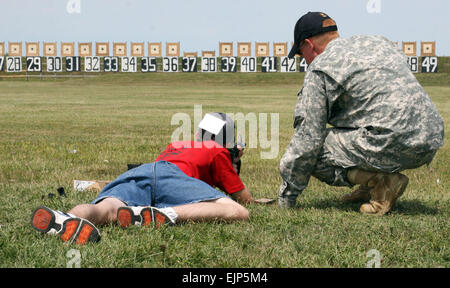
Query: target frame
61,42,75,57
421,41,436,57
9,42,22,57
219,42,233,57
78,43,92,57
43,42,57,56
237,42,251,57
26,42,40,57
273,42,287,57
402,42,417,56
255,42,269,57
131,42,145,57
166,42,180,57
96,42,109,57
113,43,127,57
148,43,162,57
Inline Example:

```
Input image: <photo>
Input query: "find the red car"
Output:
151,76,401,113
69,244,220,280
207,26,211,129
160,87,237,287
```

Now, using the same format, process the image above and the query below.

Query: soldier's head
288,12,340,64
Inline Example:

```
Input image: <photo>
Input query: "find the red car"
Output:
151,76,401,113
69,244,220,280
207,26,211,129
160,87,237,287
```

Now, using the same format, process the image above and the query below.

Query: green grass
0,72,449,268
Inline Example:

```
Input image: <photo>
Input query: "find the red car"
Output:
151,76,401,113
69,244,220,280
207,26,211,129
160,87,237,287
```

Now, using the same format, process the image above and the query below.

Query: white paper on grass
198,114,226,135
73,180,96,191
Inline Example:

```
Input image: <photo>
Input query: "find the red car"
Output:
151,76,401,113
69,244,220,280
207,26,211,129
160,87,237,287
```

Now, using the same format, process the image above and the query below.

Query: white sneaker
31,206,100,244
117,206,175,228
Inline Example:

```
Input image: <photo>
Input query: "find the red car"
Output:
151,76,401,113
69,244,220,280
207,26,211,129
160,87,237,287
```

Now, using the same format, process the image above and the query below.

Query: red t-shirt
155,140,245,194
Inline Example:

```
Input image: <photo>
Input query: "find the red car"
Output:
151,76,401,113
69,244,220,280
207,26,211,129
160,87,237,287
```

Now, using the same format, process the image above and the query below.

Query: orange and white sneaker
31,206,100,245
117,206,175,228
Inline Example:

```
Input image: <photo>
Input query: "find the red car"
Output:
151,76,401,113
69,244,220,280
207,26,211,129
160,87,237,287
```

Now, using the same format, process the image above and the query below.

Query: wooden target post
44,43,62,72
219,42,235,73
421,41,437,73
7,42,22,72
201,51,216,72
25,42,41,72
238,42,256,72
164,43,180,72
183,52,198,57
79,43,100,73
275,42,295,73
403,42,418,73
202,51,215,58
256,42,274,73
0,42,4,56
182,52,198,73
61,43,80,72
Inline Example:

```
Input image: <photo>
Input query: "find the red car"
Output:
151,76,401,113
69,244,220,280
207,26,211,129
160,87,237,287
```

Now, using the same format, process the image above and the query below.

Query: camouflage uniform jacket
278,35,444,208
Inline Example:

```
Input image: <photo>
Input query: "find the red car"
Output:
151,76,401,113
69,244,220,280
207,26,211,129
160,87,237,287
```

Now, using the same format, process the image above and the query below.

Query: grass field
0,72,448,268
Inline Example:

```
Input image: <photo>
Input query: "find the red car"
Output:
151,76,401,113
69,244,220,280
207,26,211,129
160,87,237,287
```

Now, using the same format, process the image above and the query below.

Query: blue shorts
91,161,228,208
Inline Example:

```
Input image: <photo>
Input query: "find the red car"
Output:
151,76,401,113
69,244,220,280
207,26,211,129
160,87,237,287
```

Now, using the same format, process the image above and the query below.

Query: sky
1,0,449,56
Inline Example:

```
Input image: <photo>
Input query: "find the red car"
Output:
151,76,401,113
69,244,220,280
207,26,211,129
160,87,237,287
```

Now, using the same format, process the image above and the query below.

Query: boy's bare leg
172,197,249,222
69,197,126,226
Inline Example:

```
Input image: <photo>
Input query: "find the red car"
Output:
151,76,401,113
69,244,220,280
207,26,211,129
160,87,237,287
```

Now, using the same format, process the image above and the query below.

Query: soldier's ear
304,39,315,51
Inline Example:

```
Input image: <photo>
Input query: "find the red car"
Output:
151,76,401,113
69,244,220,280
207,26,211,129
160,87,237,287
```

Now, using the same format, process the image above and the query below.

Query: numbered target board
261,57,277,73
163,57,178,72
407,57,419,73
240,57,257,73
47,57,63,72
0,57,4,72
121,57,137,72
141,57,157,72
104,56,119,72
221,57,237,72
85,56,101,72
299,58,308,72
280,56,296,72
26,57,42,72
182,57,197,72
6,57,22,72
66,57,81,72
201,57,217,72
421,57,438,73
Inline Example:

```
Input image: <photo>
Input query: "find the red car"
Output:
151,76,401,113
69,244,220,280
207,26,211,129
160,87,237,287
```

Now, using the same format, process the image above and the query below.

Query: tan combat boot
360,172,409,215
341,185,371,203
343,169,376,203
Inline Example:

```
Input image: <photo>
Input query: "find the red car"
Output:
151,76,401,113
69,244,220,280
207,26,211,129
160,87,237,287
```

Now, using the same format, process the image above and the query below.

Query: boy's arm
230,186,254,204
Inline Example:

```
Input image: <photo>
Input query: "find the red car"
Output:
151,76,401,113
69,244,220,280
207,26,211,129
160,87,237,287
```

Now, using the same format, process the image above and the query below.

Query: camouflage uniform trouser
312,127,438,187
278,126,439,208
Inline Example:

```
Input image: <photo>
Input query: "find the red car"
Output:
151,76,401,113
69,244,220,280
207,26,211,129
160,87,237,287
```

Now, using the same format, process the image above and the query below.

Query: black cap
288,12,338,58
